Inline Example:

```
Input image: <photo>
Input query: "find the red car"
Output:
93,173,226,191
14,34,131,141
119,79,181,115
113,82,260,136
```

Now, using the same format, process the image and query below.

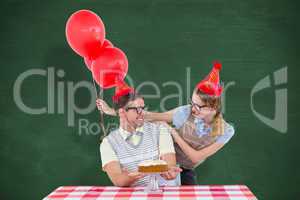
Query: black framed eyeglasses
189,100,207,112
125,106,147,114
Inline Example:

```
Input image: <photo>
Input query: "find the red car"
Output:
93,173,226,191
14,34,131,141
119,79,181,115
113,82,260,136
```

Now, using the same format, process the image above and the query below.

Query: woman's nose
192,106,198,113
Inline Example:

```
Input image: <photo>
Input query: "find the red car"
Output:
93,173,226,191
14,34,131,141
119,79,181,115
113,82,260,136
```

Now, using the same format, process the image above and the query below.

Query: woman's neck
203,115,216,125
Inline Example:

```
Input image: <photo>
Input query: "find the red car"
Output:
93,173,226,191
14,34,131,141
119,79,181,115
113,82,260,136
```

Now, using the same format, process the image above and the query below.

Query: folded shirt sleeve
100,138,118,170
172,105,191,129
216,122,235,144
159,124,175,156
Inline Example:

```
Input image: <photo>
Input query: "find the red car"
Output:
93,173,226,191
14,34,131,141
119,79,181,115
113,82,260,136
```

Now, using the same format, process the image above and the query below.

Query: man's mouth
136,116,144,121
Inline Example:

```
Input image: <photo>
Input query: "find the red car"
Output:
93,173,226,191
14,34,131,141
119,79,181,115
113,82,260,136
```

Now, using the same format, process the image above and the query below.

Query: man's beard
127,116,144,129
134,117,144,127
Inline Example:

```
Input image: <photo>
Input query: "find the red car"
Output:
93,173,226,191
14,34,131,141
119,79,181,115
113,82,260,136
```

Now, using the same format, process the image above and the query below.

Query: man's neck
120,121,136,133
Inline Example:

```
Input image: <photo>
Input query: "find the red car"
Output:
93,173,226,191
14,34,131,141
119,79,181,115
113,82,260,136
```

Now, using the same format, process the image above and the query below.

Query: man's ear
118,108,125,116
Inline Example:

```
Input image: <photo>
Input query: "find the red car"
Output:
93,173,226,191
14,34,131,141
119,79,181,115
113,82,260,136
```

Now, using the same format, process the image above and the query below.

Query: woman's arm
96,98,177,122
166,125,224,165
174,134,223,164
144,109,176,122
96,99,117,116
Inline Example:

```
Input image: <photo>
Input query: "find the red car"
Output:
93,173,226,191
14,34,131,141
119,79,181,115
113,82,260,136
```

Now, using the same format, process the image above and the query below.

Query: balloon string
92,77,107,141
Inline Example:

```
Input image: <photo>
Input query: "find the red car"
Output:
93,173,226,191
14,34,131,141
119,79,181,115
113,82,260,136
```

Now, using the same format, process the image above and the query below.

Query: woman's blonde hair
194,88,222,118
194,88,224,136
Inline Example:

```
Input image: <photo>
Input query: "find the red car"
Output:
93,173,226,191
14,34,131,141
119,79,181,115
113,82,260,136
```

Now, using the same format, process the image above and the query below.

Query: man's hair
194,88,222,117
113,92,143,110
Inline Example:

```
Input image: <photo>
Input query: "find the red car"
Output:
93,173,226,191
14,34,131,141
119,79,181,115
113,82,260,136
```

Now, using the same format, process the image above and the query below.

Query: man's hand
123,168,146,182
96,98,116,116
160,166,182,180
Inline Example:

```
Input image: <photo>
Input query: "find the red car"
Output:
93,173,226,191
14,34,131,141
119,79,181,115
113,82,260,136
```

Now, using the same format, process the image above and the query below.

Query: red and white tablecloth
43,185,257,200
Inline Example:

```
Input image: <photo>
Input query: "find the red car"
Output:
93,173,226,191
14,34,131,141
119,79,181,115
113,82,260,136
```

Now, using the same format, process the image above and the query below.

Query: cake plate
144,172,162,193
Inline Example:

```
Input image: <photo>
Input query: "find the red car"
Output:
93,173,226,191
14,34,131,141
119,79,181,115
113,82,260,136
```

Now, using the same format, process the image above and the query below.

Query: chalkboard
0,0,298,199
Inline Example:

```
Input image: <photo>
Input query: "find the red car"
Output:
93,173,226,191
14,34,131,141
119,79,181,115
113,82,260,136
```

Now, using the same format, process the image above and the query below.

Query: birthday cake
138,160,168,173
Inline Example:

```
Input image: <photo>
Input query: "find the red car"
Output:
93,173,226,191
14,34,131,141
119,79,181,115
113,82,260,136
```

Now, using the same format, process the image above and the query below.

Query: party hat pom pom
213,61,222,70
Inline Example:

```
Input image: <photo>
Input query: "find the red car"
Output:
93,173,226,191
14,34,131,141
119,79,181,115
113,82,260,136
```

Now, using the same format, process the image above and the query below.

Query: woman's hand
96,98,117,116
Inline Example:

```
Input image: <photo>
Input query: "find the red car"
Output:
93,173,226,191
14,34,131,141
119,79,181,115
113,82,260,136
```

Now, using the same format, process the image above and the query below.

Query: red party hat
196,61,223,97
112,81,134,103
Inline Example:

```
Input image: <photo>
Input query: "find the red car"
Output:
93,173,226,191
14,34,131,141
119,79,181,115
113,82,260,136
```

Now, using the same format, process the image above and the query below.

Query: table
43,185,257,200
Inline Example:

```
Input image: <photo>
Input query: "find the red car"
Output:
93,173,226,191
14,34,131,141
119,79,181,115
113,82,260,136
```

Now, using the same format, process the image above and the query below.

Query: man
100,81,181,187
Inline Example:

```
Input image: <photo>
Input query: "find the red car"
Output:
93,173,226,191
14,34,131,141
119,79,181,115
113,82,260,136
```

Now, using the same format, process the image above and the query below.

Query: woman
97,62,235,185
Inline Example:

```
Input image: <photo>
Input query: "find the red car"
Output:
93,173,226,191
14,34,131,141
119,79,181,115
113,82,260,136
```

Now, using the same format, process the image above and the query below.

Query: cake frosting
138,160,167,166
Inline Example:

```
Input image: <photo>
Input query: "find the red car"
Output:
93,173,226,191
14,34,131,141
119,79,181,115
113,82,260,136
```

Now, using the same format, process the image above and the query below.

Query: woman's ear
212,109,217,116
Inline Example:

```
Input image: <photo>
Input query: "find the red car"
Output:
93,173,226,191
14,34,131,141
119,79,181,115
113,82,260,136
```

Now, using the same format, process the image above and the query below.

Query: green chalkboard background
0,0,299,199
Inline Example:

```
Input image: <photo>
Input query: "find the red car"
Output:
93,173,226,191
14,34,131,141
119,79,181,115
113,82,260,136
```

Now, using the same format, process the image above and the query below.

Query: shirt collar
119,126,144,140
194,117,212,136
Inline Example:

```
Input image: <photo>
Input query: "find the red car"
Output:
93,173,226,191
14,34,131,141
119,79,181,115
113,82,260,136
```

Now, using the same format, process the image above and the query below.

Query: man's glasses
125,106,147,114
190,100,208,112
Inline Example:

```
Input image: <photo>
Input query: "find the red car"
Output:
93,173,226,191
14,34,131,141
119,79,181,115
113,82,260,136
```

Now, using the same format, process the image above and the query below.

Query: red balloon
91,47,128,89
83,40,113,71
84,57,93,70
66,10,106,60
102,39,113,48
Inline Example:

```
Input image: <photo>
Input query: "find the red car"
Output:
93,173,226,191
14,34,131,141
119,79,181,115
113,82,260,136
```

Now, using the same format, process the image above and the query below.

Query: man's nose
139,110,145,116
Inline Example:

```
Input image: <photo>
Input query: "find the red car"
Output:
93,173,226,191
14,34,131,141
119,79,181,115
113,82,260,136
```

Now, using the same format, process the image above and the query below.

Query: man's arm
160,153,182,180
160,153,176,167
158,123,182,180
103,161,145,187
100,138,145,187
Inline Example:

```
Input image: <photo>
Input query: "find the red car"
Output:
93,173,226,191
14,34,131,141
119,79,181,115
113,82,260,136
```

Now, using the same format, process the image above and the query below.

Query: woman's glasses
190,100,208,112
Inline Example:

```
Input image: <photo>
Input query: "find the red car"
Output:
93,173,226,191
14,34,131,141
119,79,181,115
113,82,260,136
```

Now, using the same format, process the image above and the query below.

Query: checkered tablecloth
43,185,257,200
